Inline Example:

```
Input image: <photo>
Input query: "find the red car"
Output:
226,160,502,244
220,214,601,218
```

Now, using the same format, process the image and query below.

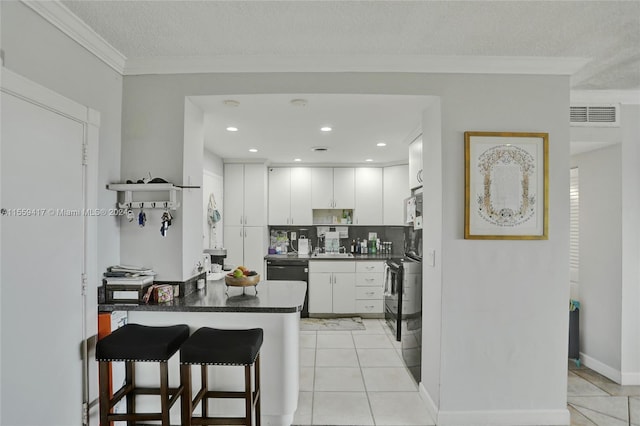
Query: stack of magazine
104,265,156,287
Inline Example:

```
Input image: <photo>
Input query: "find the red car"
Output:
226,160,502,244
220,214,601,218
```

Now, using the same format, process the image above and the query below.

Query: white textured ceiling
191,94,430,165
61,0,640,90
58,1,640,163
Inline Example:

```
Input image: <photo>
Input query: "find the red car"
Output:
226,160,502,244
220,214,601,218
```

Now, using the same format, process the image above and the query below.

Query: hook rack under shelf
107,183,182,210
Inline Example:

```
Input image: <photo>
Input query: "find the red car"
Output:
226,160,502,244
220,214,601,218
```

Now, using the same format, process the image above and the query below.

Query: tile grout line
353,324,377,426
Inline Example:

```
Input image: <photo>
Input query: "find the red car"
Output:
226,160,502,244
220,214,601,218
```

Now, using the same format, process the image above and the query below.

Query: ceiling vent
570,104,619,127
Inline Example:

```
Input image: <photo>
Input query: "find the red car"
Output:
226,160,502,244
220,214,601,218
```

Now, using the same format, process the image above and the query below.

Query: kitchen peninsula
99,279,306,426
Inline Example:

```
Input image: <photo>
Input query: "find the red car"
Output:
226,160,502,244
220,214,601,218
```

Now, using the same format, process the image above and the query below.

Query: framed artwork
464,131,549,240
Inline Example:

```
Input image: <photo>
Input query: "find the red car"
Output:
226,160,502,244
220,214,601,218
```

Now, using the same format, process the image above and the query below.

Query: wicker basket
224,274,260,287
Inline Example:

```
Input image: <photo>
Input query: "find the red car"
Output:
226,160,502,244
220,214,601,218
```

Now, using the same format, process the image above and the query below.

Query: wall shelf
107,183,182,210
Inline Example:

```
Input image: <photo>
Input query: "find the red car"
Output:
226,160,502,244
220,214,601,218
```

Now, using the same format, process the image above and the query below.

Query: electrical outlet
291,231,297,240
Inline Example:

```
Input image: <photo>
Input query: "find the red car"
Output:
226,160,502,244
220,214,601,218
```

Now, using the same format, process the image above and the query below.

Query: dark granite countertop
98,279,306,313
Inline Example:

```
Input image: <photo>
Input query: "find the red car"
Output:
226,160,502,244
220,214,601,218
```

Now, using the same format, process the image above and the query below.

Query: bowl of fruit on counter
225,266,260,291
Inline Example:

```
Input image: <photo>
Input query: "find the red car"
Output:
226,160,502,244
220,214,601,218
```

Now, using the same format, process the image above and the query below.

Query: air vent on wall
570,104,619,127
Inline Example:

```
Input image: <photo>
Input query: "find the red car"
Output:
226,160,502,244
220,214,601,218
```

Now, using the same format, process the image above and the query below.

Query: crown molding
123,54,589,77
22,0,126,74
571,90,640,105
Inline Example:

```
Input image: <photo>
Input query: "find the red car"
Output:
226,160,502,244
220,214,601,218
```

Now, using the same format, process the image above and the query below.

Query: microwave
404,191,423,230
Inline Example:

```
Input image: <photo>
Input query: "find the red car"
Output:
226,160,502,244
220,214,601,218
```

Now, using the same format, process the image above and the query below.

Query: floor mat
300,317,365,331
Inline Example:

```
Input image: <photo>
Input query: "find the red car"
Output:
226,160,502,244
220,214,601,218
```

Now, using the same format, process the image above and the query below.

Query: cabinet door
243,164,267,226
383,165,410,225
354,168,382,225
332,273,356,313
290,167,312,225
311,168,334,209
409,137,423,190
224,164,245,226
243,226,266,276
268,168,291,225
333,168,355,208
309,272,333,313
223,225,244,268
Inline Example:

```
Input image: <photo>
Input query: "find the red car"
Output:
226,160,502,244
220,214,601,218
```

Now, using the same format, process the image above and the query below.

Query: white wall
203,149,224,249
572,145,623,375
620,105,640,385
121,71,571,424
1,1,122,280
182,98,205,279
570,103,640,385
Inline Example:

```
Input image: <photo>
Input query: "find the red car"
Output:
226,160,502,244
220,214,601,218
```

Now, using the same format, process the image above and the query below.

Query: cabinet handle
290,216,293,224
366,291,375,296
240,215,243,225
365,278,375,282
240,229,243,238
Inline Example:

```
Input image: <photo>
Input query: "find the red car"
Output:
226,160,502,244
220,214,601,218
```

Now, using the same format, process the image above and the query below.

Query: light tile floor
295,319,640,426
293,318,435,426
568,362,640,426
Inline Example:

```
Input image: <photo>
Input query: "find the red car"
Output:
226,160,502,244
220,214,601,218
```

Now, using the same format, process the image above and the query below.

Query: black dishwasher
266,258,309,317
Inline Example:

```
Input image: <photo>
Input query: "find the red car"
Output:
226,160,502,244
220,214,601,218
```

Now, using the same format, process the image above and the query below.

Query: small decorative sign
464,131,549,240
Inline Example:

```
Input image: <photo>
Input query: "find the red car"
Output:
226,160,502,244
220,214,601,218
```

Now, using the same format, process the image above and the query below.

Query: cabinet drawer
356,261,385,273
355,273,383,287
356,286,383,300
356,299,383,314
309,261,355,273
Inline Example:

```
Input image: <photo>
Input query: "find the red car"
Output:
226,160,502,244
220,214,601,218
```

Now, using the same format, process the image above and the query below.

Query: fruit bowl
224,273,260,287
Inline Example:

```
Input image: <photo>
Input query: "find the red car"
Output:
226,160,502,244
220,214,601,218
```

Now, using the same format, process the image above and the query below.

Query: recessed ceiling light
376,142,387,147
294,158,302,162
320,126,332,132
226,126,238,132
223,99,240,107
365,159,373,162
249,148,258,153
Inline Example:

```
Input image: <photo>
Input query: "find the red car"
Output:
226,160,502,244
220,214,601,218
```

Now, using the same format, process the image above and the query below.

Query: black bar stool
180,327,263,426
96,323,190,426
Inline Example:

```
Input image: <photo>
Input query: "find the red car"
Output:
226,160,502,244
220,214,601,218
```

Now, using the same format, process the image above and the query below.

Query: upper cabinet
311,168,355,209
224,163,267,226
268,167,312,225
354,168,383,225
383,165,410,225
409,136,423,189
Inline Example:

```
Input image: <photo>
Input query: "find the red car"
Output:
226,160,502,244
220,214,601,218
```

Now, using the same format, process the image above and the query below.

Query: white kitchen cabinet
383,165,410,225
354,168,383,225
355,261,386,316
268,167,312,225
223,225,266,276
311,168,354,209
224,163,267,226
409,136,423,189
309,261,356,314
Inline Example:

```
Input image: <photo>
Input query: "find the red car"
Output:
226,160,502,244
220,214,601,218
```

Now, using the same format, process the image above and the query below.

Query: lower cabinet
309,260,385,316
355,261,385,316
309,261,355,314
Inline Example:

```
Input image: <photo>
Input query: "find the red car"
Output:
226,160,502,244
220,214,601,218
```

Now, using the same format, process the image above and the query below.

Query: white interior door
1,83,86,424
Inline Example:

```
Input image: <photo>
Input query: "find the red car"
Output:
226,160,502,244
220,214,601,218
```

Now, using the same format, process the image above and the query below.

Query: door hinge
82,401,89,425
81,273,88,296
82,142,88,165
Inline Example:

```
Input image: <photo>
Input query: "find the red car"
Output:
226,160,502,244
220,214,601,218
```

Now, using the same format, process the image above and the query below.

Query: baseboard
579,352,622,384
436,409,570,426
418,382,439,424
621,371,640,385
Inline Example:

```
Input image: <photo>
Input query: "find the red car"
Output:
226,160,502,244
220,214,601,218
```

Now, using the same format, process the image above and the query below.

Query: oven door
384,260,403,341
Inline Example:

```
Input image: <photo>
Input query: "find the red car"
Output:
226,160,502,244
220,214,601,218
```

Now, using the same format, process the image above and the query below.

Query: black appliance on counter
266,258,309,318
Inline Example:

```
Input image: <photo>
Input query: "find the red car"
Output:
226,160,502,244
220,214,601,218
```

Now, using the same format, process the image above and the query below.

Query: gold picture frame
464,131,549,240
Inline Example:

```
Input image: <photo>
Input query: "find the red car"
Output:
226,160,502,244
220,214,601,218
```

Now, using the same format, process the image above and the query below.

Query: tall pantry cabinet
223,163,268,275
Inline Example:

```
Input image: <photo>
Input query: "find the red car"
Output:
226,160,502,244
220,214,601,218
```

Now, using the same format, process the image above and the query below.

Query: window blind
570,168,579,282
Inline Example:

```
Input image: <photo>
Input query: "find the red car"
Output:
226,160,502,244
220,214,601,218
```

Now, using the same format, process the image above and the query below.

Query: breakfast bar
99,279,306,426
